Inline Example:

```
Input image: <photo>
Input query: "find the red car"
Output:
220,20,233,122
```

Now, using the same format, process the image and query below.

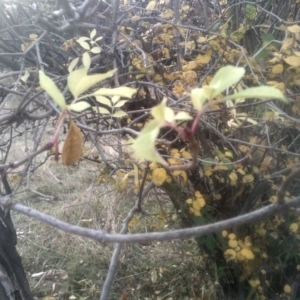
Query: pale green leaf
68,57,79,73
224,86,287,102
68,101,91,112
95,36,103,42
114,100,128,108
74,69,116,97
92,106,110,114
202,86,216,99
132,126,166,165
68,68,88,98
237,116,258,124
209,66,245,98
175,111,192,121
77,37,90,43
90,47,101,54
112,110,127,117
95,95,112,107
141,119,162,134
82,52,91,70
191,88,207,110
111,96,121,104
78,42,91,50
90,29,97,39
151,98,175,124
76,38,90,50
21,70,30,82
39,71,66,109
92,86,137,98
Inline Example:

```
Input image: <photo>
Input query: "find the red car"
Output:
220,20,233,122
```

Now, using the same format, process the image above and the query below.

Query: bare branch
1,194,299,244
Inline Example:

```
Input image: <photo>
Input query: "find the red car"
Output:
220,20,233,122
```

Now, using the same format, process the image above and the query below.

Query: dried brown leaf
62,120,83,165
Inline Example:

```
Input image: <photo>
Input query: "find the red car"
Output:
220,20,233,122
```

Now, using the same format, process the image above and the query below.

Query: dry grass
10,157,218,300
2,116,217,300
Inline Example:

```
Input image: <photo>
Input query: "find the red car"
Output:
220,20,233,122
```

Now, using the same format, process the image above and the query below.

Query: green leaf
141,119,162,134
82,52,91,69
174,111,192,121
221,158,233,170
202,86,216,99
76,37,90,50
68,68,88,98
95,95,112,107
202,157,215,166
151,98,175,125
39,71,66,109
111,96,121,104
132,123,166,165
92,86,136,98
92,106,110,114
112,110,127,118
21,70,30,82
68,101,91,112
114,100,128,108
90,47,101,54
224,86,287,102
68,57,79,73
209,66,245,98
79,41,90,50
77,37,90,43
72,69,116,98
90,29,97,39
191,88,207,110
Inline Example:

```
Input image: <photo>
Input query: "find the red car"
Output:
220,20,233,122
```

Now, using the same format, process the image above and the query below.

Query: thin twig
100,183,153,300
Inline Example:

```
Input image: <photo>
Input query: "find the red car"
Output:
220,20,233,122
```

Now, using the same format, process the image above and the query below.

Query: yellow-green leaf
90,29,97,39
224,86,287,102
68,57,79,73
76,37,90,50
131,120,166,164
68,68,88,98
202,86,216,99
68,101,91,112
92,106,110,114
93,86,136,98
114,100,128,108
112,110,127,118
74,69,116,98
21,70,30,82
111,96,120,104
151,98,175,124
95,95,112,107
39,71,66,109
191,88,207,110
175,111,192,121
82,52,91,69
132,132,165,164
90,47,101,54
209,66,245,98
77,37,90,43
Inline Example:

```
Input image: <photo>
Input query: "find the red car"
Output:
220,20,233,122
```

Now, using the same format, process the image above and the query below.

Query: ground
9,139,217,299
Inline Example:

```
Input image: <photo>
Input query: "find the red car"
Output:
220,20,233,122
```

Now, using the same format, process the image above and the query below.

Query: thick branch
1,195,299,244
